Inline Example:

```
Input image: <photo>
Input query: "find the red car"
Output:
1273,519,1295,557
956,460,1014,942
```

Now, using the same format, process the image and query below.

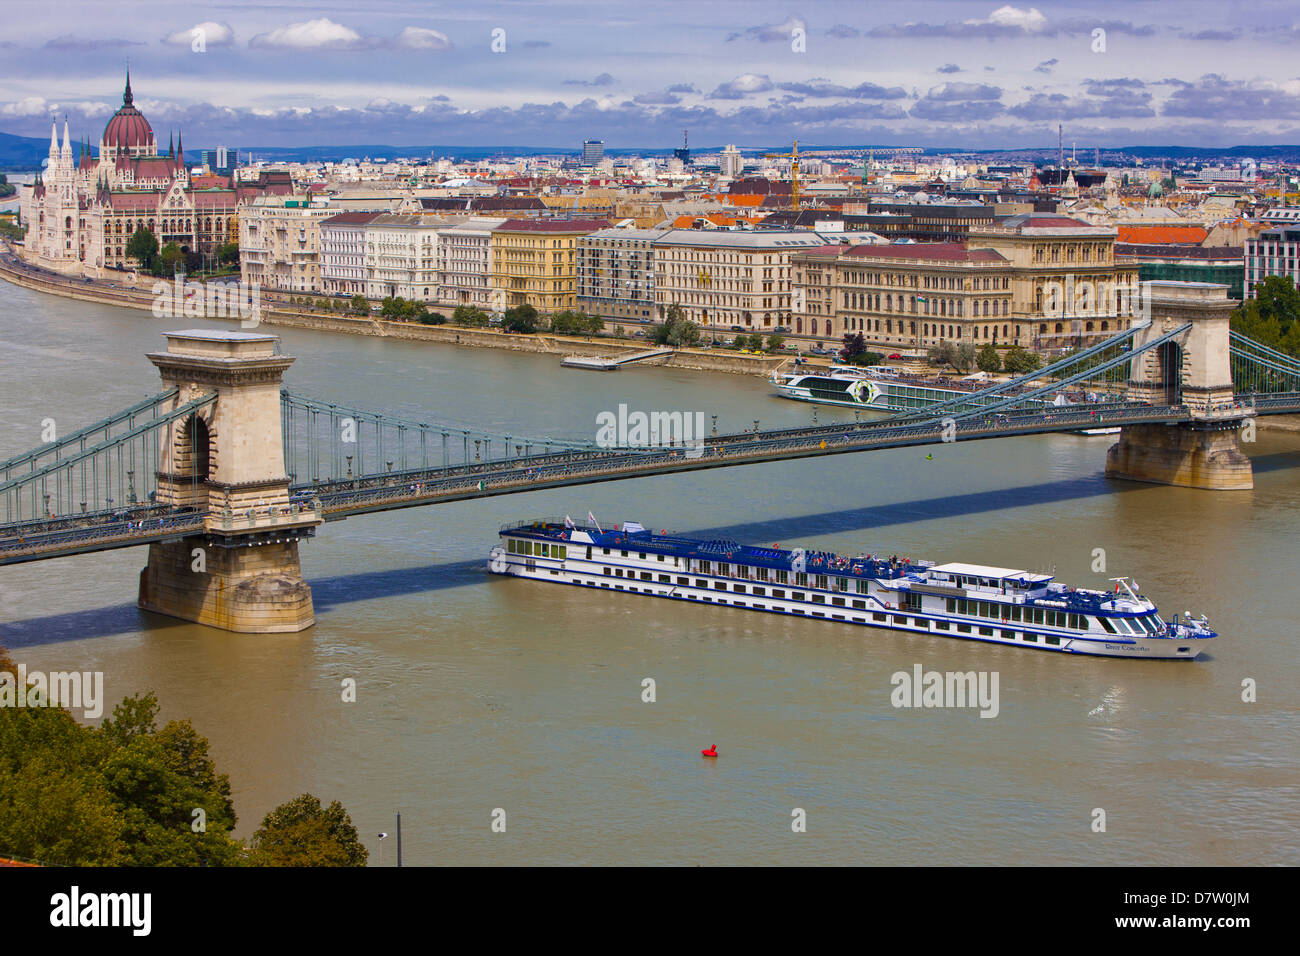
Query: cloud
396,27,453,51
1162,74,1300,119
522,40,551,48
1009,86,1155,120
250,18,378,50
777,78,907,99
1034,58,1058,74
728,15,805,42
633,90,682,105
667,83,699,94
163,21,235,48
1181,28,1239,41
43,35,143,50
564,73,615,87
826,24,859,38
709,73,774,99
911,82,1004,121
936,64,962,74
868,4,1047,38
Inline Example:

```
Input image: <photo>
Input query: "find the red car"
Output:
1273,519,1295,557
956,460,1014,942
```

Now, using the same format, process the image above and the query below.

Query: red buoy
701,744,717,758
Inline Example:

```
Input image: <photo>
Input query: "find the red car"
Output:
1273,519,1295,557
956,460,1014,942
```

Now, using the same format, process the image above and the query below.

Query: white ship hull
487,544,1208,660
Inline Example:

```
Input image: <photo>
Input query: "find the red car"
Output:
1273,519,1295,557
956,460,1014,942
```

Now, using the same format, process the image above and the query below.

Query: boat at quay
488,519,1216,659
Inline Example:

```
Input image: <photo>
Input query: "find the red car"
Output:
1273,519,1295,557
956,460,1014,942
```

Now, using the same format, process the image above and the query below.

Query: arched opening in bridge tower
1158,341,1184,405
185,415,211,484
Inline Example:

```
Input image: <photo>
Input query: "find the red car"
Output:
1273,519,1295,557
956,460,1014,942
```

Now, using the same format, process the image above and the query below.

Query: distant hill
0,131,54,170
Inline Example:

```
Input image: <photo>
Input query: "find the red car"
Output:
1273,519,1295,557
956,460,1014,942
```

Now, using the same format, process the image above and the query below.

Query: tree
1233,275,1300,357
415,310,446,325
976,343,1002,373
550,310,603,336
217,241,239,267
841,332,882,366
766,333,785,353
502,303,540,333
453,305,490,327
126,228,158,271
153,242,184,278
350,294,368,315
929,340,975,372
250,793,368,867
1002,344,1043,374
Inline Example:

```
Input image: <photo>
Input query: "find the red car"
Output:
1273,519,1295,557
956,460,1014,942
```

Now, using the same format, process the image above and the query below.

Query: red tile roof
1116,225,1209,244
495,218,611,232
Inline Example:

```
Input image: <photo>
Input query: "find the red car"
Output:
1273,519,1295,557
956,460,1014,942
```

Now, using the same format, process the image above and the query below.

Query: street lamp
377,832,388,867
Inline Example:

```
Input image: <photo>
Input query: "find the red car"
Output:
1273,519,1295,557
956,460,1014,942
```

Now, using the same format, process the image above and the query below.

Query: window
771,589,785,599
677,576,689,585
792,591,806,601
752,587,766,596
811,595,825,604
659,574,671,584
640,572,652,581
714,581,727,590
695,579,707,588
603,568,612,576
732,583,746,593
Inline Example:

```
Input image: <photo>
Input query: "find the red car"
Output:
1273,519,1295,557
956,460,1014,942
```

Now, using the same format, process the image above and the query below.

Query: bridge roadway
5,394,1294,566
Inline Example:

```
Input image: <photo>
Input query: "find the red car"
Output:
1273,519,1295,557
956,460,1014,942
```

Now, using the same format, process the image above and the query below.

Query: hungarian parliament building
20,73,290,274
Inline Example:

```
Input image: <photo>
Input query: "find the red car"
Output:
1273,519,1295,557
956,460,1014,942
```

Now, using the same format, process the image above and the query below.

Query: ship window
947,598,956,613
1024,634,1038,643
752,587,766,596
792,609,805,615
586,547,592,560
620,550,628,557
1068,613,1078,629
873,613,887,622
657,554,664,562
507,539,517,553
714,581,726,590
557,546,566,559
815,575,829,590
796,573,808,587
837,577,848,591
772,589,785,599
640,572,652,581
1001,630,1015,639
776,571,788,584
978,627,993,636
957,624,972,633
699,561,711,574
792,591,805,601
1096,616,1117,634
677,576,689,585
811,595,825,604
732,583,745,592
639,553,646,560
856,580,868,594
832,597,845,606
852,600,866,609
603,568,611,575
659,574,671,583
603,548,610,554
757,567,769,581
935,621,950,630
1046,636,1060,645
696,579,707,588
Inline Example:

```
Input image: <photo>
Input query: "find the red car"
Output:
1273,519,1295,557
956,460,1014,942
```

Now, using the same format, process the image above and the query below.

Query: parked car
888,353,902,360
774,325,790,334
729,325,743,332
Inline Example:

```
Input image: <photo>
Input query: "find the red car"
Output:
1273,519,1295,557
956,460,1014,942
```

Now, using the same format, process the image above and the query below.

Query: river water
1,277,1297,866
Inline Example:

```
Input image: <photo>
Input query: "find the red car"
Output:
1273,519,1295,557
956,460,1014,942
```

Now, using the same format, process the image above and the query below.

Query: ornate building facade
20,73,290,275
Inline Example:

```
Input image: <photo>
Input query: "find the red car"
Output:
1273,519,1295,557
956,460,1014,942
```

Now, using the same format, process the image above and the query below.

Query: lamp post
377,832,388,867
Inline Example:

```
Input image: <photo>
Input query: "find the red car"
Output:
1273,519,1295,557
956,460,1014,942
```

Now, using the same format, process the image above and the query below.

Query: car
888,353,902,360
729,325,743,332
774,326,790,334
370,305,382,313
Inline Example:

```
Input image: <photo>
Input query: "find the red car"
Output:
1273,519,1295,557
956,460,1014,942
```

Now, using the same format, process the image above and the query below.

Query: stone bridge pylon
1105,282,1254,490
137,330,321,632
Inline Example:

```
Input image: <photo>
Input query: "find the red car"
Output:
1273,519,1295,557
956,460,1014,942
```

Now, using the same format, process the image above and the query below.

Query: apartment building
239,196,336,293
320,211,383,296
438,217,507,309
576,228,669,325
791,213,1139,351
1245,226,1300,297
652,229,853,336
364,214,450,302
490,219,611,312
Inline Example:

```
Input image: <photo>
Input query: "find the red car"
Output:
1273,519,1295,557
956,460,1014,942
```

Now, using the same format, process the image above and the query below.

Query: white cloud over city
1,0,1298,150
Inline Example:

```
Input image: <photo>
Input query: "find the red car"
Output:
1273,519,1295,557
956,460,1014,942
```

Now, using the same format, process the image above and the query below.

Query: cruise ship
488,519,1215,659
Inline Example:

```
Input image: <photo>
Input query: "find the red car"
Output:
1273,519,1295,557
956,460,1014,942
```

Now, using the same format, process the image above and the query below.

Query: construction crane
764,139,801,210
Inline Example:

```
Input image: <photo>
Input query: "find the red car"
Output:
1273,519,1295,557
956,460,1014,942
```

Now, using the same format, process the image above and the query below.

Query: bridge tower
1105,282,1254,490
138,330,321,632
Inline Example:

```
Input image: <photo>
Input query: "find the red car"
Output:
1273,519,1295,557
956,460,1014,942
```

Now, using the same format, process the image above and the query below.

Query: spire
168,131,173,158
61,116,71,160
176,131,183,168
124,66,133,107
50,119,58,158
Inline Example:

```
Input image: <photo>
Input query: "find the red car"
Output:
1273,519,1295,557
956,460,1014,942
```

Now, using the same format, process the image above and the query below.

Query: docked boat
488,518,1215,660
770,363,1122,434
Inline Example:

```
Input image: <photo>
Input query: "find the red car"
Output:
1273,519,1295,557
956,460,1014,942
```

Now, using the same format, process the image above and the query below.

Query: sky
3,0,1300,152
